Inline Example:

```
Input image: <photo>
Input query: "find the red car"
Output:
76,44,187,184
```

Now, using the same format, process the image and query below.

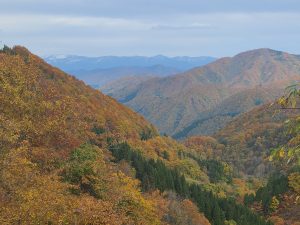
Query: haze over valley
45,55,216,87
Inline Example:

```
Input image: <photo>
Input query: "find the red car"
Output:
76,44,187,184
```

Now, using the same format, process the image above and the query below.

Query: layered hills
103,48,300,138
74,65,180,88
45,55,216,87
1,46,274,225
1,45,299,225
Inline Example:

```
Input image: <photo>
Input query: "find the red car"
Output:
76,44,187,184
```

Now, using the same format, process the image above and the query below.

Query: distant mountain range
44,55,217,87
103,48,300,138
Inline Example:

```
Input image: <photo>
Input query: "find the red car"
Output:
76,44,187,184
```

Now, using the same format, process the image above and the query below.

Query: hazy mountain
103,48,300,137
45,55,217,71
173,87,281,138
101,75,156,101
44,55,216,87
75,65,180,88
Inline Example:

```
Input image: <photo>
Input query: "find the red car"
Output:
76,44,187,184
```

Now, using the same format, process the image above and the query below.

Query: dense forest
0,46,299,225
109,142,271,225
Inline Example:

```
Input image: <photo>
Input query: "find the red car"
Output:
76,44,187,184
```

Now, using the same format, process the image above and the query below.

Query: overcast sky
1,0,300,57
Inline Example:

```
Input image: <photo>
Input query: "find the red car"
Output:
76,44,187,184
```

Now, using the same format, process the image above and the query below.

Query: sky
1,0,300,57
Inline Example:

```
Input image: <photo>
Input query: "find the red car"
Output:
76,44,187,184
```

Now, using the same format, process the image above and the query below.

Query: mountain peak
233,48,288,59
104,48,300,138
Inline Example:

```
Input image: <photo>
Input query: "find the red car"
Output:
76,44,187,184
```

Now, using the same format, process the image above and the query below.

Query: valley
2,0,300,224
0,45,299,225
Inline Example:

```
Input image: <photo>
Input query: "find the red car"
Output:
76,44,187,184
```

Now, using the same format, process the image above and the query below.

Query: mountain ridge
45,54,217,87
0,45,275,225
45,54,217,71
104,48,300,137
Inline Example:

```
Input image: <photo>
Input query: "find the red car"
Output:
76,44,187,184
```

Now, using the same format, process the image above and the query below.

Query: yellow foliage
288,172,300,194
269,196,280,212
225,220,237,225
175,158,209,183
0,144,160,224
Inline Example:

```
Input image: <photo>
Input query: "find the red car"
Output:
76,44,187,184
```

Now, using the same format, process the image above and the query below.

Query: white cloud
0,14,151,30
51,16,149,29
151,23,213,30
1,12,300,56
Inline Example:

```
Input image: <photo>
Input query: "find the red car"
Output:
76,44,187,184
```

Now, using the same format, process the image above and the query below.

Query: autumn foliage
0,46,164,224
1,46,296,224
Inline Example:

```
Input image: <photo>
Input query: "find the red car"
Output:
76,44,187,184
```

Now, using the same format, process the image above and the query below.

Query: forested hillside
0,46,275,225
0,45,162,224
184,99,300,224
173,87,280,138
215,104,298,176
244,112,300,225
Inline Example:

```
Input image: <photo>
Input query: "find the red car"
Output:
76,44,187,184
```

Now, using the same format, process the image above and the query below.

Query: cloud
1,0,300,57
51,16,149,29
151,23,213,31
0,14,150,30
1,0,300,19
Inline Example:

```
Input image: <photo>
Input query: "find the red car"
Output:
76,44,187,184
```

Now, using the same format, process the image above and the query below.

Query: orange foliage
268,216,284,225
184,136,224,159
148,191,211,225
0,46,158,153
0,47,162,224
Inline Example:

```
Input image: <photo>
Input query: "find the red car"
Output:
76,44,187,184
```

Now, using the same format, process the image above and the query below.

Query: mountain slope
215,104,298,176
71,65,181,88
105,48,300,137
102,75,156,101
181,48,300,87
182,101,299,177
183,100,300,224
0,46,273,225
173,87,280,138
0,46,158,147
0,46,167,224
